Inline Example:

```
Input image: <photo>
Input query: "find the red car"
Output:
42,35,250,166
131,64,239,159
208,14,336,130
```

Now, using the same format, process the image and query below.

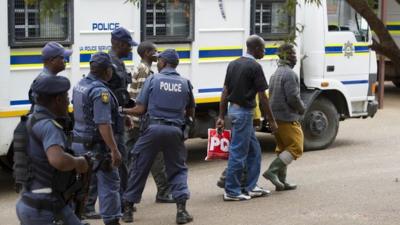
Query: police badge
101,92,110,103
343,41,354,58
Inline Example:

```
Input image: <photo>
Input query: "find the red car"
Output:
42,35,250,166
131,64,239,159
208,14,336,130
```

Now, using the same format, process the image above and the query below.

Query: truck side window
141,0,194,43
251,0,294,40
327,0,369,42
8,0,73,47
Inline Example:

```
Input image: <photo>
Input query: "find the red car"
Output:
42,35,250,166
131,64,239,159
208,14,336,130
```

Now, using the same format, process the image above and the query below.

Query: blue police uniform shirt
136,67,195,125
24,104,67,201
73,73,118,140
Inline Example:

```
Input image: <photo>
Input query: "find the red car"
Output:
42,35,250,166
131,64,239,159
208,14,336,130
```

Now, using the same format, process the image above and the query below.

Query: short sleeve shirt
90,86,114,125
223,56,268,108
136,70,196,110
26,105,67,198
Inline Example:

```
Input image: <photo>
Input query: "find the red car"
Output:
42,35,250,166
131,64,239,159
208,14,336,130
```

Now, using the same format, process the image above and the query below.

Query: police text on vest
160,82,182,92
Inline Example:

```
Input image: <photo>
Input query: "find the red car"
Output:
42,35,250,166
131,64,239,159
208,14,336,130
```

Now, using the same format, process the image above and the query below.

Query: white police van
378,0,400,86
0,0,378,168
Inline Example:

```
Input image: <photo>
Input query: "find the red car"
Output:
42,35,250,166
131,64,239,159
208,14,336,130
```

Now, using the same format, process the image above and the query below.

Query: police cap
31,76,71,95
111,27,138,47
42,42,72,61
158,49,179,65
90,52,113,69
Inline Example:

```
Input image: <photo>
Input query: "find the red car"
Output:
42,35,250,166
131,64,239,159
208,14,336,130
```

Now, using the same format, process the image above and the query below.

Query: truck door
324,0,371,110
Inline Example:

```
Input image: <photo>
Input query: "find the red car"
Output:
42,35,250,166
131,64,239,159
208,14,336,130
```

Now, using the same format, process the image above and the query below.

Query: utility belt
73,136,113,172
21,194,65,212
149,119,183,129
72,136,104,149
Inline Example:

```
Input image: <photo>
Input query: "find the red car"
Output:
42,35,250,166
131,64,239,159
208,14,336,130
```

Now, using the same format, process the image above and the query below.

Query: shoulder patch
51,120,63,129
101,92,110,104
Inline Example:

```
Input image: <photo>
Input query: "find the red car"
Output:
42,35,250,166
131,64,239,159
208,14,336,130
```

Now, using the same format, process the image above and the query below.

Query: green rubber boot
263,158,285,191
277,165,297,191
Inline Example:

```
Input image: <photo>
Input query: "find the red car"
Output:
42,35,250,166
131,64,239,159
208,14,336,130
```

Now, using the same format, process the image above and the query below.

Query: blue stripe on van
387,25,400,31
198,88,223,93
341,80,369,85
354,46,369,53
10,100,31,106
199,49,243,58
325,46,343,54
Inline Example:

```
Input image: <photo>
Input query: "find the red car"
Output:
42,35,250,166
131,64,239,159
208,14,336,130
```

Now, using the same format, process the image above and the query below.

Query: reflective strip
31,188,52,194
341,80,369,85
198,88,223,93
325,42,370,56
195,96,221,104
0,109,29,118
387,21,400,35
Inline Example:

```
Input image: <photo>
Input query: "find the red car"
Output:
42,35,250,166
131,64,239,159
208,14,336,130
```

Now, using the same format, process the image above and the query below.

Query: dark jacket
269,62,305,122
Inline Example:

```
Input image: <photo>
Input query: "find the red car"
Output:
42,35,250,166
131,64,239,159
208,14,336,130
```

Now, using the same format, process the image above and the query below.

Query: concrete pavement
1,84,400,225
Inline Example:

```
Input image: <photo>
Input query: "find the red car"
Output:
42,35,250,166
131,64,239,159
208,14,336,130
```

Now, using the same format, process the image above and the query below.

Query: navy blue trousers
123,124,190,203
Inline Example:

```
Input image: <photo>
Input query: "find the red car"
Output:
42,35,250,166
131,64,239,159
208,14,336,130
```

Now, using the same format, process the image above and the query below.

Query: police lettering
92,22,120,31
160,81,182,92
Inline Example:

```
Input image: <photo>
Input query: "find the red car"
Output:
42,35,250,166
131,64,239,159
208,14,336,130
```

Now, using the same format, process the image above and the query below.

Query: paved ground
1,84,400,225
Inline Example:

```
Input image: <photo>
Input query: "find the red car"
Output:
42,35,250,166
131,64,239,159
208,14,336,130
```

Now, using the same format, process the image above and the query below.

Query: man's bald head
246,35,265,59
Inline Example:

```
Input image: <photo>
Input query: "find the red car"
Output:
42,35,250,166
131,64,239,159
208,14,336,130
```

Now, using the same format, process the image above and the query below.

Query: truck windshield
327,0,369,42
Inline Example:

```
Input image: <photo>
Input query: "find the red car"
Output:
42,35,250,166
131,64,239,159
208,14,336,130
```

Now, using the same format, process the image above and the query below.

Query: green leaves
25,0,67,16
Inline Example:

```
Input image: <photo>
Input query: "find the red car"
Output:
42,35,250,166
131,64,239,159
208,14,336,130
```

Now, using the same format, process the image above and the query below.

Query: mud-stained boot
263,157,285,191
121,201,134,223
105,219,120,225
277,165,297,191
176,201,193,224
217,168,247,190
216,168,227,188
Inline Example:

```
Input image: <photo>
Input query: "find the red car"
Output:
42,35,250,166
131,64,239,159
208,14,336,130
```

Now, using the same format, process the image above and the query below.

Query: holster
94,152,113,172
72,136,104,150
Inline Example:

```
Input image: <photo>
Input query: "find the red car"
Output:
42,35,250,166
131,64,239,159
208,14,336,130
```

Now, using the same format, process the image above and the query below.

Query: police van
379,0,400,87
0,0,378,168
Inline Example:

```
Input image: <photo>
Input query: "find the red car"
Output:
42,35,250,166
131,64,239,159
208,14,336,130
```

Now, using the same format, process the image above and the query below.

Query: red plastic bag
205,128,231,161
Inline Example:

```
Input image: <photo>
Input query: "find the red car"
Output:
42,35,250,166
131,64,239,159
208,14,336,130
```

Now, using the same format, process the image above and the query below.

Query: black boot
263,158,285,191
216,169,227,188
105,219,120,225
156,192,175,203
176,201,193,224
217,168,247,190
277,165,297,191
121,201,134,223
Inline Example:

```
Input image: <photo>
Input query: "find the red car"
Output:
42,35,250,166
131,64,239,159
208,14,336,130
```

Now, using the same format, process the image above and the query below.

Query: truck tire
0,146,13,172
392,81,400,88
302,97,339,150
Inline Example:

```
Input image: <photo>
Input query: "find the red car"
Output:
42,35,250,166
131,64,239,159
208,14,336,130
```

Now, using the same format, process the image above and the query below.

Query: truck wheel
0,146,13,172
392,81,400,88
302,97,339,150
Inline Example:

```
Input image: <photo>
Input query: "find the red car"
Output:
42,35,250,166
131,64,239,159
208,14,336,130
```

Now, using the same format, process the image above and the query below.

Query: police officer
83,26,137,219
126,40,174,206
16,76,89,225
121,49,195,224
71,52,122,225
28,42,72,111
109,26,137,209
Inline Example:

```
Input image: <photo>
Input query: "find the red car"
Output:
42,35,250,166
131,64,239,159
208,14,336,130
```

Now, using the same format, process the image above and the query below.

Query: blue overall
16,105,83,225
123,67,195,203
71,73,121,224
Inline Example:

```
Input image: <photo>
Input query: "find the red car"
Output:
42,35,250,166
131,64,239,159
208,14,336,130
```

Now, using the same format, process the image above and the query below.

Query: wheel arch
302,88,350,120
319,90,350,120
